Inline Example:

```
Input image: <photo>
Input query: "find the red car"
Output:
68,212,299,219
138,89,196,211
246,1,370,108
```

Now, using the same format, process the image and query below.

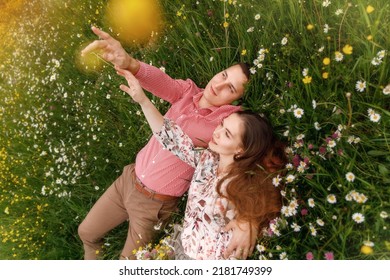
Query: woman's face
208,113,244,157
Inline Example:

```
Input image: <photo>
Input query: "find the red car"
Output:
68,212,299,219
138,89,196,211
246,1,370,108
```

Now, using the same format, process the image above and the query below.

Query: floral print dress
154,118,236,260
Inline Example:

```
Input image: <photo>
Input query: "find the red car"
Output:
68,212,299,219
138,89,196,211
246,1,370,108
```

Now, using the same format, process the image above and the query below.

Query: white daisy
308,198,315,208
383,84,390,95
352,212,365,224
327,194,337,204
346,172,355,182
281,37,288,45
293,108,304,118
355,80,366,92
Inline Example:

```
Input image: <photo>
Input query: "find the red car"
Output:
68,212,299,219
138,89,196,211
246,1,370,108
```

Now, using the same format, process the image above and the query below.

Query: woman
118,68,286,260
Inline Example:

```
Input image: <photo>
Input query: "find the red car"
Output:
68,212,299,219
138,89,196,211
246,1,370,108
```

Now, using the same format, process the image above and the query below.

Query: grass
0,0,389,260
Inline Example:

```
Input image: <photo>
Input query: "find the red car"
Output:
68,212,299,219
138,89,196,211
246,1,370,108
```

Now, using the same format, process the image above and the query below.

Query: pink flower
332,132,340,139
324,251,334,260
306,252,314,260
319,146,327,154
301,208,308,216
293,154,301,167
308,144,314,150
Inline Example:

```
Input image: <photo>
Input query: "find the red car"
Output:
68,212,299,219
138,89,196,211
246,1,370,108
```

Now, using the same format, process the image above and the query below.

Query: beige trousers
78,164,178,259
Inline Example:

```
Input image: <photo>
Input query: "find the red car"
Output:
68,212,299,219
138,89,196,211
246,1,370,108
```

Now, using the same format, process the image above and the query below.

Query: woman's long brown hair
216,111,287,235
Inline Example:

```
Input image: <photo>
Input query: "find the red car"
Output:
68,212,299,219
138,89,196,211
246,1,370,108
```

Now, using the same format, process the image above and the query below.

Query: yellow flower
323,57,330,65
224,13,229,18
241,49,247,56
342,44,353,55
302,76,312,84
223,21,229,28
307,24,314,30
366,5,375,14
360,245,373,255
4,207,9,214
322,72,329,79
367,35,373,41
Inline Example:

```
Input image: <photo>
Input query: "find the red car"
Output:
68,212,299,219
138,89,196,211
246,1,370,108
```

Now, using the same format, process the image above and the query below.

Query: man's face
202,64,248,107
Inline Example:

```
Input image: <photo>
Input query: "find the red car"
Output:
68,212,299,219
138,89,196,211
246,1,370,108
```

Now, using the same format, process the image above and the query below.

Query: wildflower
4,207,9,214
281,37,288,45
153,221,163,230
316,219,325,226
364,240,375,247
377,50,386,59
241,49,247,56
342,44,353,55
249,67,256,74
322,72,329,79
256,244,266,252
291,223,301,232
159,66,166,73
322,0,331,7
312,100,317,109
254,14,261,20
361,245,373,255
314,122,321,130
323,57,330,65
324,252,334,260
302,76,312,84
346,172,355,182
272,175,282,187
355,80,366,92
309,223,317,236
223,21,229,28
294,108,304,118
334,51,344,62
280,252,288,260
318,46,325,52
327,194,337,204
323,24,329,33
308,198,315,208
285,174,295,183
366,5,375,14
286,163,293,170
367,35,373,40
301,208,308,216
246,27,254,33
306,252,314,260
327,139,336,148
302,68,309,76
209,57,214,62
307,24,314,30
380,211,388,219
371,57,382,66
335,9,343,16
352,212,365,223
368,109,381,122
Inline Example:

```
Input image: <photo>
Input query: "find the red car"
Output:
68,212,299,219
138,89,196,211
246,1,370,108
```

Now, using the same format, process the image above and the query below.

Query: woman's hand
117,67,148,105
223,220,258,259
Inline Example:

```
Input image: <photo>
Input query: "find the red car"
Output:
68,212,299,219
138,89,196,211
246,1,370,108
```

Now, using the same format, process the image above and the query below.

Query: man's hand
81,27,140,73
223,220,258,259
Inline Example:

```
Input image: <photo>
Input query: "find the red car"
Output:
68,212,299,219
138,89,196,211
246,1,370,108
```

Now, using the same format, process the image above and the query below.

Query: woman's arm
118,68,200,168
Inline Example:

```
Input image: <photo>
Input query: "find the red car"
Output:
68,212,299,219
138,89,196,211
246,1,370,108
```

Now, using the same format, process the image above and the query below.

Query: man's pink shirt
134,62,240,196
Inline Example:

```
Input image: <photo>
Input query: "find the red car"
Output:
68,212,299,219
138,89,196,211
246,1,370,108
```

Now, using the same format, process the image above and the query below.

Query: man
78,27,256,260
